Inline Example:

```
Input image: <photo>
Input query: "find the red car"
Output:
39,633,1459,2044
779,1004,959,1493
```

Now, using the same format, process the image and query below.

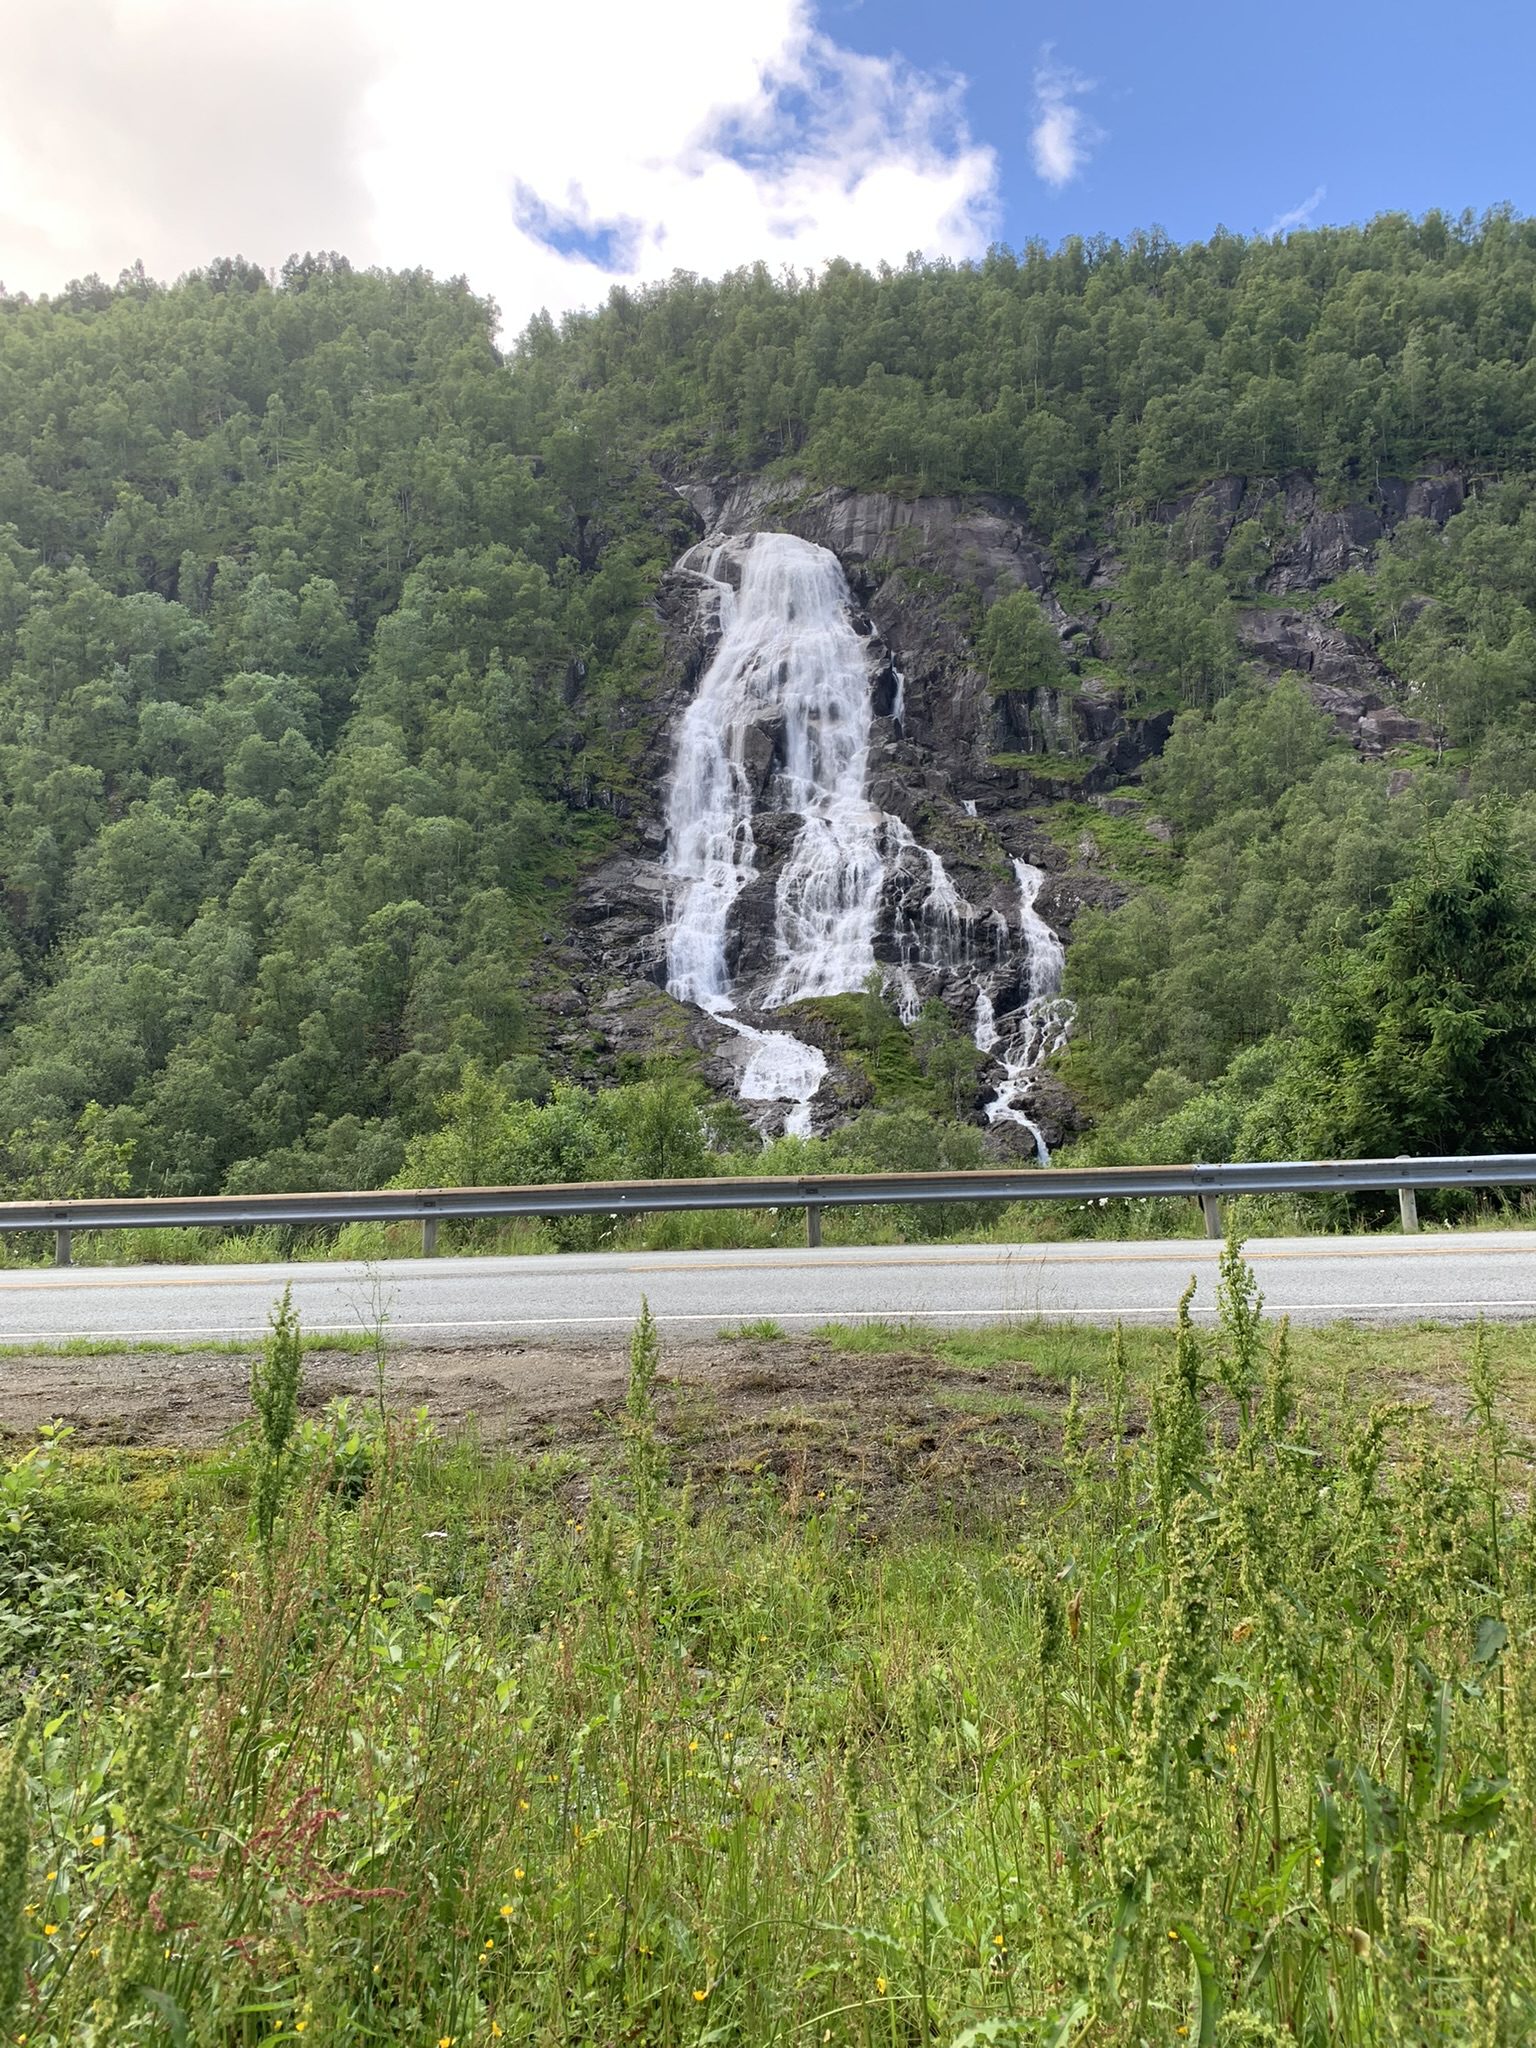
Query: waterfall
974,860,1076,1163
661,528,1070,1146
662,530,974,1133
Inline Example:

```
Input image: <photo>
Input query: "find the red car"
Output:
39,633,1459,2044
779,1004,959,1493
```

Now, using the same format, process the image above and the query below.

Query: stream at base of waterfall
660,530,1073,1156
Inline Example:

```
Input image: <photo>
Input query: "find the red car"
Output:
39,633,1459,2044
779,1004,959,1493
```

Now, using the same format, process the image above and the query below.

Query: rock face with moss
558,463,1461,1147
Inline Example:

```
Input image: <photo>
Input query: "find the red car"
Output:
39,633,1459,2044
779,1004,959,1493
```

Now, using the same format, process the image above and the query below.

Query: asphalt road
1,1232,1535,1346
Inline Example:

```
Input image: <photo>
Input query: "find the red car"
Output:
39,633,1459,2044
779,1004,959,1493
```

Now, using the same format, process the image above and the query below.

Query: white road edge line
3,1300,1532,1343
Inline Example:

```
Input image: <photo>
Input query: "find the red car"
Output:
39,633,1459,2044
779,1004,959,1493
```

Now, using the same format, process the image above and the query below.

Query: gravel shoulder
0,1336,1068,1525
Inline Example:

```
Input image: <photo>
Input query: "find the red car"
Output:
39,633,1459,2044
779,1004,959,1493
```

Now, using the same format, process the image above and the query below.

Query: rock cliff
548,466,1462,1142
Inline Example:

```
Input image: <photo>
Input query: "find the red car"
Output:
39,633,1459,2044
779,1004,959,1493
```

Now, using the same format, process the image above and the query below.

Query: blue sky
4,0,1533,335
832,0,1535,248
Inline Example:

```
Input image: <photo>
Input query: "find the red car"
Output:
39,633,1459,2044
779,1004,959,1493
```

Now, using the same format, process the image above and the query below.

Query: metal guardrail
1,1154,1533,1265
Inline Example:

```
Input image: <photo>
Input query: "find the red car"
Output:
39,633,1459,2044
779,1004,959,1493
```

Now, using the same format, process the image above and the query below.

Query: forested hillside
5,213,1536,1202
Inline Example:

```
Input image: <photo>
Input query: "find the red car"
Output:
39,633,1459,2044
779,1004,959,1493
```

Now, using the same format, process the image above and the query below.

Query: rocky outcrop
1164,464,1465,593
684,478,1054,606
1234,605,1437,751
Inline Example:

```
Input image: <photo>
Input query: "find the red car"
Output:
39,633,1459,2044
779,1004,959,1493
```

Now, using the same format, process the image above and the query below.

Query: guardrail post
1200,1194,1223,1240
805,1203,822,1248
421,1216,438,1257
54,1226,72,1267
1397,1186,1419,1234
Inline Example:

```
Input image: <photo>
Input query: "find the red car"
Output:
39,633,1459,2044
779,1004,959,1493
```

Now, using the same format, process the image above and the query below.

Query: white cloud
1030,52,1100,187
0,0,999,337
1267,184,1327,237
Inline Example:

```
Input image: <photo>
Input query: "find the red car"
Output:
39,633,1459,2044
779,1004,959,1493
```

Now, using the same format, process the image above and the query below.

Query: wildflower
44,1924,59,1937
518,1798,529,1812
500,1903,513,1919
876,1976,887,1995
1168,1930,1179,1941
90,1830,105,1847
485,1938,494,1950
492,2028,503,2040
296,2027,307,2036
438,2038,455,2046
721,1732,732,1744
693,1989,708,2003
689,1739,699,1752
44,1871,56,1882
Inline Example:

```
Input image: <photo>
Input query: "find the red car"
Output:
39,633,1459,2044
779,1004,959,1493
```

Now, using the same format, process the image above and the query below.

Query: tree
978,586,1066,696
912,999,985,1119
1281,808,1536,1157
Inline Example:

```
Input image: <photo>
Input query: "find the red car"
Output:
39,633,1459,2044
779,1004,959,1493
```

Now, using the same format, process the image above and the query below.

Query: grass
1030,798,1179,884
5,1260,1536,2042
0,1330,384,1361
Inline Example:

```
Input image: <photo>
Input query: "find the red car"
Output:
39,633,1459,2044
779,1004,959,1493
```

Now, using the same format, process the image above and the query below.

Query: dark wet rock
1360,707,1430,748
1406,468,1465,525
1036,872,1130,935
1235,604,1438,750
684,477,1053,607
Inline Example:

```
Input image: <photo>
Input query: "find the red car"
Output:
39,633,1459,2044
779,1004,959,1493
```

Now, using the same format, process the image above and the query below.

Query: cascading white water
661,527,1076,1148
974,860,1075,1163
663,530,974,1133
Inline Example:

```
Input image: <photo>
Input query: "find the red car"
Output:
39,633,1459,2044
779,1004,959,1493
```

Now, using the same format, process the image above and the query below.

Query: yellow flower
44,1871,56,1882
296,2026,307,2036
693,1989,708,2003
90,1830,106,1847
492,2026,503,2039
438,2038,455,2047
688,1739,698,1752
484,1938,494,1950
993,1934,1005,1949
721,1732,732,1744
876,1976,888,1995
514,1867,525,1880
43,1925,59,1937
500,1903,513,1919
518,1798,530,1812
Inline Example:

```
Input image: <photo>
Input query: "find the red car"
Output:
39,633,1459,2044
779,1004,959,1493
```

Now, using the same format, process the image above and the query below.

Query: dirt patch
0,1336,1068,1525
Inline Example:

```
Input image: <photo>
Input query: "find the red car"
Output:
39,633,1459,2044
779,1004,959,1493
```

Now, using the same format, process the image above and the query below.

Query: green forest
5,212,1536,1211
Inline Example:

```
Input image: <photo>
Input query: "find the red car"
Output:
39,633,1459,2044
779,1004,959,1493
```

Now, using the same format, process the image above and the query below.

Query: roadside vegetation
4,1254,1536,2043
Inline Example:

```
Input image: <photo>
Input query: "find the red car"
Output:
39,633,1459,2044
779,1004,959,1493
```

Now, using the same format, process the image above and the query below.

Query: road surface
1,1233,1534,1346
